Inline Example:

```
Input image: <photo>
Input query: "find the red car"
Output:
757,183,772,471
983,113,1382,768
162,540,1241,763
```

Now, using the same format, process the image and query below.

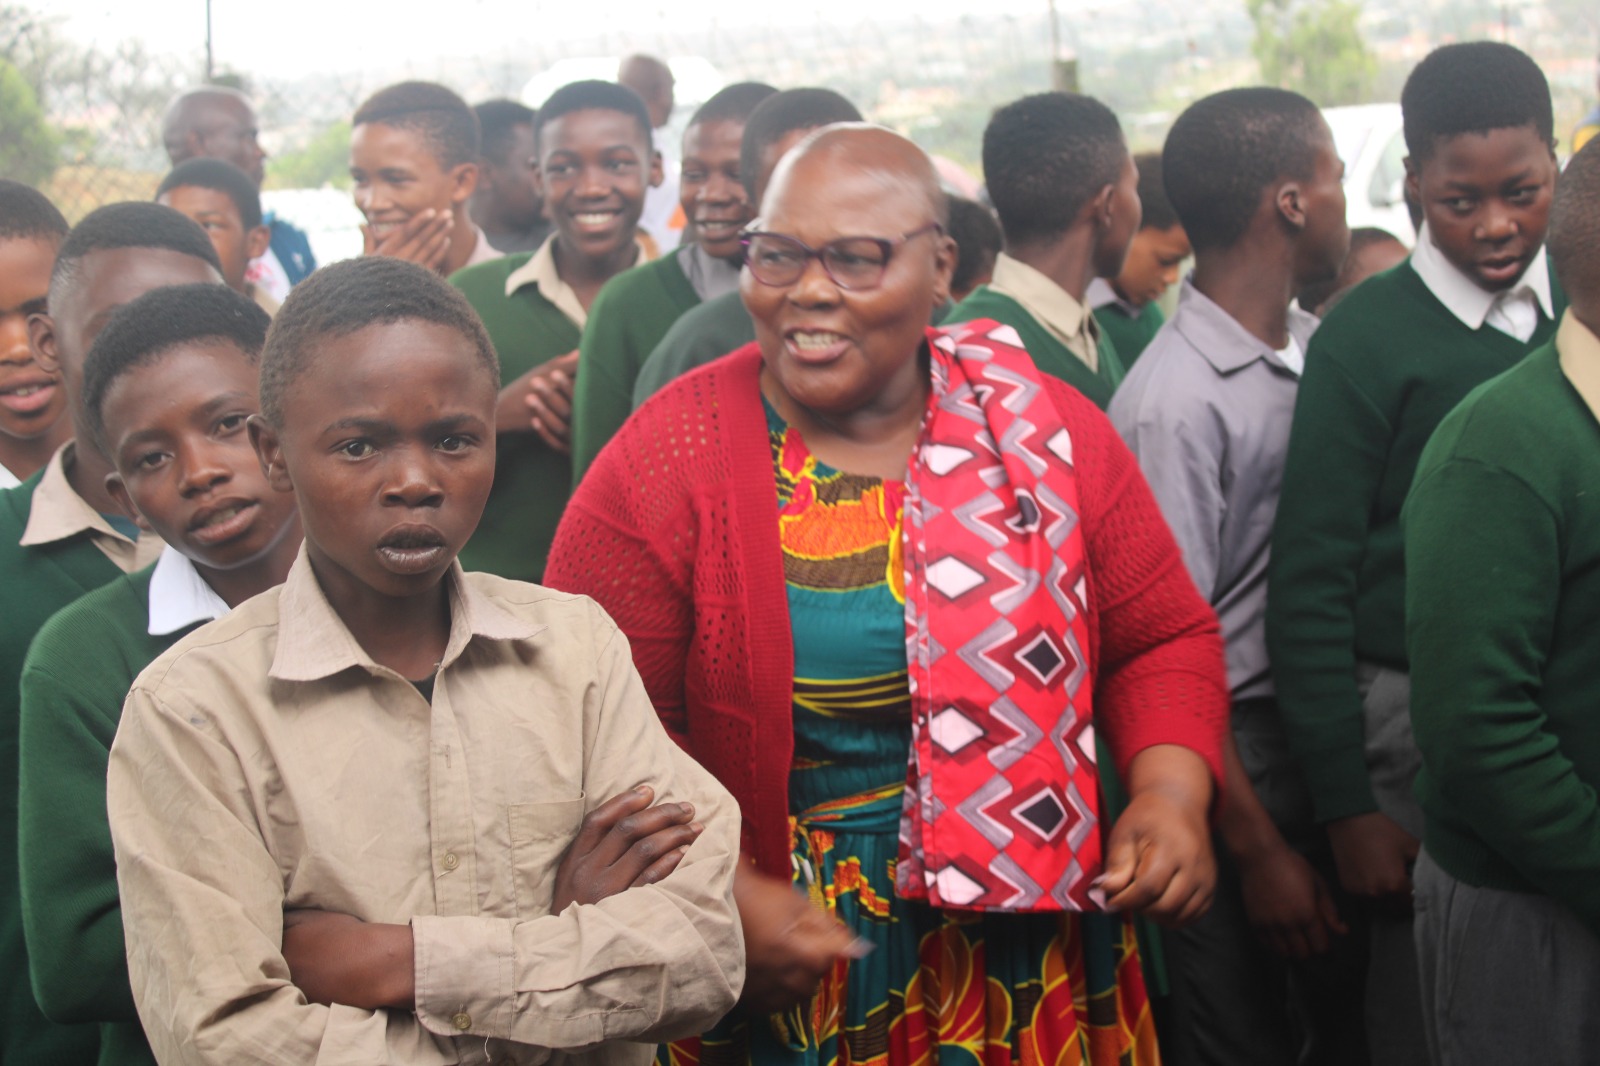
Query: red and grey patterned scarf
896,319,1102,913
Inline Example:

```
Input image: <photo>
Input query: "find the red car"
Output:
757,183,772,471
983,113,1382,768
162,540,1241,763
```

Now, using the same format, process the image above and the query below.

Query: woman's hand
1100,744,1217,926
550,785,704,913
733,864,863,1015
281,910,414,1010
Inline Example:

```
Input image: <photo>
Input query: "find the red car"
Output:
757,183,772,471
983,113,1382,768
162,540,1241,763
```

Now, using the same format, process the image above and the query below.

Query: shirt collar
502,234,646,328
19,441,140,550
1409,222,1554,331
269,546,546,683
987,253,1099,368
147,544,230,636
1557,310,1600,423
678,242,741,303
1169,277,1319,377
1086,276,1141,317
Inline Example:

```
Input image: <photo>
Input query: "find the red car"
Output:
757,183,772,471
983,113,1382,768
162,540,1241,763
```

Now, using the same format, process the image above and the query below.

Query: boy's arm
1406,459,1600,930
570,290,640,485
410,619,744,1047
107,687,456,1066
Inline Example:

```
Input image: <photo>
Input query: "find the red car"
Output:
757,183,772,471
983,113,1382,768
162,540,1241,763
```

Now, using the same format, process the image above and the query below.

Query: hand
495,351,578,453
550,785,704,913
1101,744,1217,926
281,909,414,1010
733,864,863,1015
361,209,453,272
1326,810,1418,904
1236,843,1348,958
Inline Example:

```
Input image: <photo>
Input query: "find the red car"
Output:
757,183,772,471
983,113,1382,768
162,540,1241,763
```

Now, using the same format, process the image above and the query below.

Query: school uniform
631,289,756,410
0,443,163,1065
18,547,228,1066
108,549,743,1065
1089,276,1167,367
1406,311,1600,1063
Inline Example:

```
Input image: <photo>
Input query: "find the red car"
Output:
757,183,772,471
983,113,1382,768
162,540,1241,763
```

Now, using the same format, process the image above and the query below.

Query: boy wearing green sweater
948,91,1141,410
1406,139,1600,1064
450,80,658,582
1266,43,1562,1061
0,202,225,1065
1088,151,1190,367
0,181,71,489
569,81,775,482
18,284,298,1065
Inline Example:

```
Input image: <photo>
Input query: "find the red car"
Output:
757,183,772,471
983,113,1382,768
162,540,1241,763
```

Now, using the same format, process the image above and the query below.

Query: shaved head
161,87,265,185
763,124,948,228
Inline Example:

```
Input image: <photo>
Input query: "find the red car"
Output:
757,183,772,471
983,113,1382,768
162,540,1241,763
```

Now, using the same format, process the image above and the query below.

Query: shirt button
451,1011,472,1031
441,852,460,872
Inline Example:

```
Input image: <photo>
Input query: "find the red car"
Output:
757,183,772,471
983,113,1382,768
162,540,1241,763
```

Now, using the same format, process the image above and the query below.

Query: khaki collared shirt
1558,310,1600,421
109,549,743,1065
501,236,647,329
987,252,1102,372
19,441,163,572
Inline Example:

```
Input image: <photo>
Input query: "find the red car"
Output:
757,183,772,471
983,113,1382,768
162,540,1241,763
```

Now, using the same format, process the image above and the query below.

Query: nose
788,253,842,307
576,163,609,199
699,173,740,207
1477,201,1518,243
382,445,444,509
0,317,31,363
176,440,232,497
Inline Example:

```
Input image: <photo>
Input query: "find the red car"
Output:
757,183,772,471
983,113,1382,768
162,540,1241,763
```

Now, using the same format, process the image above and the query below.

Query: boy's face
1112,224,1191,308
1406,124,1556,292
0,236,67,445
251,319,496,605
477,122,544,232
31,248,224,446
102,340,298,574
158,185,271,294
1292,121,1352,287
536,108,659,266
350,122,477,239
681,118,753,262
1092,150,1143,280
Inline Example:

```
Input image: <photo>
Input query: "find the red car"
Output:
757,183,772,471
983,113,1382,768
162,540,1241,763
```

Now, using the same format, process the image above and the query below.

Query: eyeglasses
740,223,944,291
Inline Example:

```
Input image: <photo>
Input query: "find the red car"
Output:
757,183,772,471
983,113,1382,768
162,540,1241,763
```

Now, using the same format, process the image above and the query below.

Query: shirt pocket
508,796,586,920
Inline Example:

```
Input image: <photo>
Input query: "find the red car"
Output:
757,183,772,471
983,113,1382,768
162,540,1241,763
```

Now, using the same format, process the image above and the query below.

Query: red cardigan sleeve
1046,378,1230,790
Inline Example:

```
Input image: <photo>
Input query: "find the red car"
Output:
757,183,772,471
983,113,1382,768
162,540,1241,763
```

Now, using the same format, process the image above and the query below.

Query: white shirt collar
148,544,230,636
1409,222,1553,334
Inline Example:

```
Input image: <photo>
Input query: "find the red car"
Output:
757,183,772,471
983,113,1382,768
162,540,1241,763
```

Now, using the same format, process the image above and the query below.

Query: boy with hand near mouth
107,257,743,1065
569,81,775,482
351,81,501,277
1089,151,1191,366
17,285,297,1066
451,79,659,581
0,181,71,489
157,158,281,315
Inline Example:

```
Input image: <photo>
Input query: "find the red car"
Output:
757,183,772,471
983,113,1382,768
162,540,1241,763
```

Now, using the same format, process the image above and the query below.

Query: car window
1368,130,1407,207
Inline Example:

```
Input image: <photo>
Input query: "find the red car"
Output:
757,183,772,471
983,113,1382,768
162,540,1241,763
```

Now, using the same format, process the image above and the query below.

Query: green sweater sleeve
1405,457,1600,928
1267,346,1391,822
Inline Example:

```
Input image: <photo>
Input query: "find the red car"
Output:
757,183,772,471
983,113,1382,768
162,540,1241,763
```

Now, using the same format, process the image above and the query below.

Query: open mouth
785,329,851,365
570,209,622,235
0,378,58,416
187,500,259,546
1477,252,1527,285
694,217,743,240
376,525,449,575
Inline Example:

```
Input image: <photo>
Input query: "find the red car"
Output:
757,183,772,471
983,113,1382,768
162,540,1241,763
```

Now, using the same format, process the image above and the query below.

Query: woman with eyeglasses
546,124,1228,1066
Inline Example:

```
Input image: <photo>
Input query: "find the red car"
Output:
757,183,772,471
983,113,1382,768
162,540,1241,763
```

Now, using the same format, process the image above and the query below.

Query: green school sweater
1093,301,1165,368
948,286,1126,410
631,290,756,409
20,567,177,1066
0,472,116,1065
450,253,583,583
1404,334,1600,930
1266,261,1564,822
572,251,700,483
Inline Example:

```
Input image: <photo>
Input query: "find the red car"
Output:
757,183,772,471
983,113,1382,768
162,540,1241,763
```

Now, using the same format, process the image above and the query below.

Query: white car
1323,103,1416,246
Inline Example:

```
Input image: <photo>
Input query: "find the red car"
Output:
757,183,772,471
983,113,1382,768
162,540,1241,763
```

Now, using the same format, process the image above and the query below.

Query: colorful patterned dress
661,402,1157,1066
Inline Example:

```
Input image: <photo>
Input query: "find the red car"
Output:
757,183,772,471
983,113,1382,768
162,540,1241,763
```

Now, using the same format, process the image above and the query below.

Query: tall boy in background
1090,151,1191,365
0,181,71,488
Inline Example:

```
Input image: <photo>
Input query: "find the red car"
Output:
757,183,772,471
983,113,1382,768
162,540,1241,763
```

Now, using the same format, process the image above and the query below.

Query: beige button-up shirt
109,550,743,1065
986,252,1103,372
1559,310,1600,421
501,235,648,329
19,441,163,572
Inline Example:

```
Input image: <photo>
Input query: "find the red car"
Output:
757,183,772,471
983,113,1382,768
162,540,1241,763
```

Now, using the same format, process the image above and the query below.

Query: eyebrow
320,413,485,436
1,296,47,317
115,390,254,445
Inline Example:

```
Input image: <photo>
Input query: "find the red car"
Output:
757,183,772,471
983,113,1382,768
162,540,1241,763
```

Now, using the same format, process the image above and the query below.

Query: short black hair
82,283,270,453
156,158,264,230
51,202,223,303
688,82,778,130
260,257,498,427
1162,87,1323,252
533,80,652,155
1401,42,1554,162
1548,139,1600,309
1133,152,1179,233
353,81,480,170
0,181,68,243
948,197,1002,297
739,88,864,201
474,99,536,165
983,92,1126,246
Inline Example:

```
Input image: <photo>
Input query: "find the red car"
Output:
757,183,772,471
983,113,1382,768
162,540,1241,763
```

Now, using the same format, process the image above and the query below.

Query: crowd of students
0,37,1595,1066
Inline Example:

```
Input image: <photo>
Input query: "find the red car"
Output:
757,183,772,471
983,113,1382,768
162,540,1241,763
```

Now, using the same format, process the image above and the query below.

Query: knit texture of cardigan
545,337,1229,880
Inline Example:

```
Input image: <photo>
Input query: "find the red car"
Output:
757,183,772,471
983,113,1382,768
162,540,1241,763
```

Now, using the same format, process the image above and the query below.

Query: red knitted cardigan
545,339,1230,881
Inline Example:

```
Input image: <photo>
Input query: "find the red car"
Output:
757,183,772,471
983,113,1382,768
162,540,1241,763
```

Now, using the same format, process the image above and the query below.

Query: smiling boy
1088,151,1191,366
569,81,775,482
17,285,297,1066
450,80,660,581
0,181,70,489
351,81,501,276
106,257,742,1064
157,158,279,314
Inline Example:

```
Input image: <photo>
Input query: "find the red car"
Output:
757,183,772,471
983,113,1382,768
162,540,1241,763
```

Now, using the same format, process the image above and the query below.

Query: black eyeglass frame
739,222,945,291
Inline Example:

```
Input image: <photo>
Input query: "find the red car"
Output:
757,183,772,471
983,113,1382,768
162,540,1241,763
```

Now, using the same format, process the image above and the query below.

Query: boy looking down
1088,151,1190,366
0,180,70,488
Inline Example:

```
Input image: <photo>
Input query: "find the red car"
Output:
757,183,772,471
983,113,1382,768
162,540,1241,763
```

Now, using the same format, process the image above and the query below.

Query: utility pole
204,0,215,81
1048,0,1079,91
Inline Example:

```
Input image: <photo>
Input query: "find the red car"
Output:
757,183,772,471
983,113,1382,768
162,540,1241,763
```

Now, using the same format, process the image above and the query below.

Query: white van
1323,103,1415,246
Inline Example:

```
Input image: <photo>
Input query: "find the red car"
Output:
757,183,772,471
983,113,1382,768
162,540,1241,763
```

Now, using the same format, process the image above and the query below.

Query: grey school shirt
1109,278,1318,702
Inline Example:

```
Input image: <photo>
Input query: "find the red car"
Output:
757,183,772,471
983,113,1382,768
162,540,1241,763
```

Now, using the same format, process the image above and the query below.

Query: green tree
0,57,56,184
265,121,352,191
1247,0,1376,106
